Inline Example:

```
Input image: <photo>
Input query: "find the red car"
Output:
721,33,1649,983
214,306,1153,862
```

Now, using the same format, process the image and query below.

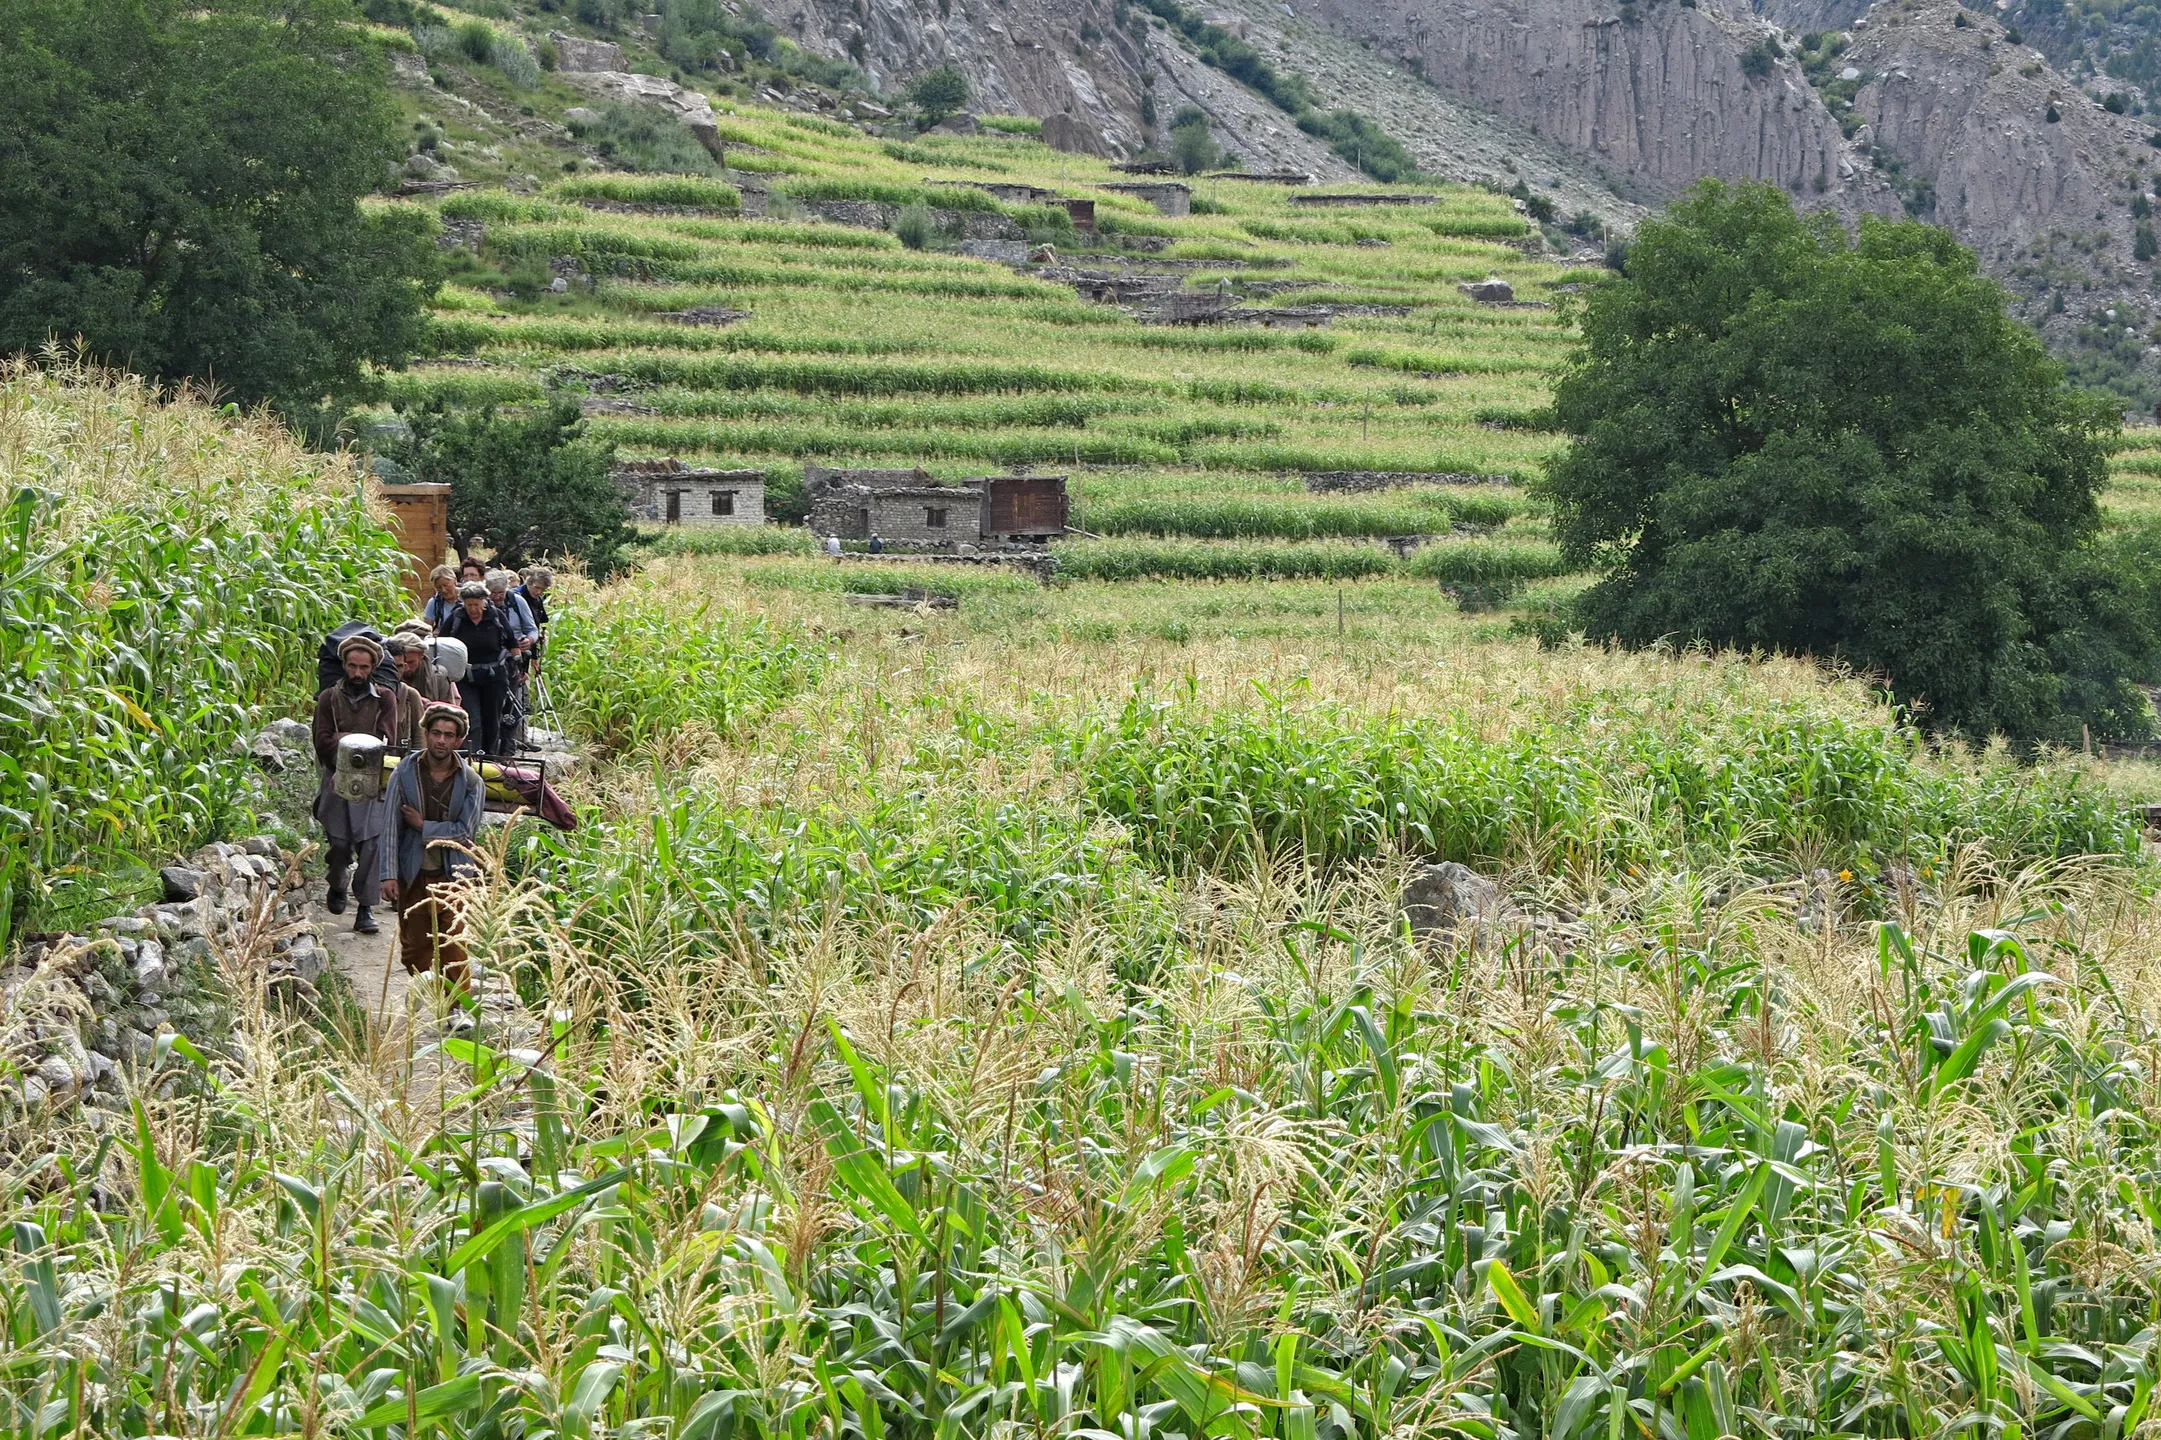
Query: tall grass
13,646,2159,1440
544,569,825,758
0,362,406,947
1404,536,1569,583
1086,491,1457,539
550,175,743,209
641,525,818,557
1077,681,2136,871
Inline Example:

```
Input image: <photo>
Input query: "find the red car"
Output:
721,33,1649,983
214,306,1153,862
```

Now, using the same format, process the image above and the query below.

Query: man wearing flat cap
381,702,484,987
311,632,401,933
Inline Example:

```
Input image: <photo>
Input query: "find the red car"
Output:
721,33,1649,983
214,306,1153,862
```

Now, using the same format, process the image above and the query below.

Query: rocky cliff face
769,0,2161,400
774,0,1640,214
778,0,1156,157
1844,0,2160,353
1296,0,1874,201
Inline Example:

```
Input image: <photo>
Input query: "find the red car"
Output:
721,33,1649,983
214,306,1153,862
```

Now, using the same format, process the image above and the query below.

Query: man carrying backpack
311,633,399,934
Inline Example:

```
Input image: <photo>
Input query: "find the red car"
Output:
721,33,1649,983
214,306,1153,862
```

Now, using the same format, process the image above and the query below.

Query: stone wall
867,488,983,545
5,838,321,1108
808,494,868,539
1101,181,1191,217
1303,470,1518,492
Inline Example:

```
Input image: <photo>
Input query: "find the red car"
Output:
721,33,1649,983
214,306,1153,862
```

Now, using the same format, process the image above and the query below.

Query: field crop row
1051,533,1570,582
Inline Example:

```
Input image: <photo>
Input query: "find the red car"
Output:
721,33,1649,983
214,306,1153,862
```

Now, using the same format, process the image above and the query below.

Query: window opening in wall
712,490,735,516
925,506,947,529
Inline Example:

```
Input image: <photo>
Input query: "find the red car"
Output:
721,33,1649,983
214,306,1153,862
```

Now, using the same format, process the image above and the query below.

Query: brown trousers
397,870,468,985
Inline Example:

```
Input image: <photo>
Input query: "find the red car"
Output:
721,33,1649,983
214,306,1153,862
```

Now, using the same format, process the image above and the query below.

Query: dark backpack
316,620,401,695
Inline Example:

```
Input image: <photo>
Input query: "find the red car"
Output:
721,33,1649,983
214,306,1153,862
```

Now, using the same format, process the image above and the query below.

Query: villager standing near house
311,633,399,935
381,702,484,987
440,581,515,755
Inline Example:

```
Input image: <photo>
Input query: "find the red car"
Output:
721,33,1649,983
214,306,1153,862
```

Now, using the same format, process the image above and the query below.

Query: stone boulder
251,718,311,772
932,112,982,135
1458,279,1515,304
1041,112,1109,156
550,33,624,72
1399,862,1507,935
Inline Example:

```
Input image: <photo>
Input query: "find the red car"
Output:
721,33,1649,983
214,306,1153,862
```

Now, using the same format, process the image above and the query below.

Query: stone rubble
5,837,323,1109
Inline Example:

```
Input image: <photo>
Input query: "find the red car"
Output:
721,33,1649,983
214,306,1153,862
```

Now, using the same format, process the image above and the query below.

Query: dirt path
307,897,416,1020
305,886,523,1051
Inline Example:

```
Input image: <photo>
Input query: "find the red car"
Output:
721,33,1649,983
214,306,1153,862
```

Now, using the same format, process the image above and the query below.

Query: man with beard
310,633,400,934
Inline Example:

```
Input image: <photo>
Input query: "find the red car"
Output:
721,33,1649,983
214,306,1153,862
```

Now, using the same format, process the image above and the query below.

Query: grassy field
16,512,2161,1439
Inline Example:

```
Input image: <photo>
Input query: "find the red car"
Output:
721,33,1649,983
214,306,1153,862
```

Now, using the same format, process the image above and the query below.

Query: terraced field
377,105,1585,593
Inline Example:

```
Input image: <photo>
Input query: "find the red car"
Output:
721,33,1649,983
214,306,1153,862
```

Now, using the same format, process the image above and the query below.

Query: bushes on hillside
565,103,719,175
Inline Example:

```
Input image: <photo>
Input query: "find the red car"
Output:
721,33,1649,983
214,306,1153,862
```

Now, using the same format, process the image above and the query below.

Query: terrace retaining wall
1303,470,1519,492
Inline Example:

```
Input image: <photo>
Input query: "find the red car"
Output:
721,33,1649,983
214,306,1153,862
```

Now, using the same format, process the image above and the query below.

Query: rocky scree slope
775,0,1641,220
1844,0,2161,369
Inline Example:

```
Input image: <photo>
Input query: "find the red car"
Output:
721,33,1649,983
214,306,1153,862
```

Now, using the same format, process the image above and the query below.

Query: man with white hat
381,701,484,986
310,632,400,933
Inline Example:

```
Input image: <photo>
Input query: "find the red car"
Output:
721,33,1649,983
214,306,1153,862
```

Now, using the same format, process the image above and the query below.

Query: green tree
909,65,969,126
1544,180,2140,746
385,400,636,578
1169,106,1224,175
0,0,439,423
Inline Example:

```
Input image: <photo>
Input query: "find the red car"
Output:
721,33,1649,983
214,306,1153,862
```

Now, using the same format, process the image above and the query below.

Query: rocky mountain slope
777,0,1640,221
757,0,2161,404
1846,2,2161,359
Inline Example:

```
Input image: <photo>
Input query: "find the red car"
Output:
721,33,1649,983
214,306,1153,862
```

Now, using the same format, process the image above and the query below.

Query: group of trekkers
309,562,555,988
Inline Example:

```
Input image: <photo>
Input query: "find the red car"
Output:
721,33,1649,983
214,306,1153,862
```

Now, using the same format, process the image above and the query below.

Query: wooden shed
980,474,1069,541
373,482,451,597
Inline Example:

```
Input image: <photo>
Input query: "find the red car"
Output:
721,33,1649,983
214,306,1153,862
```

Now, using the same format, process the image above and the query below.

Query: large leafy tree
1544,180,2151,746
385,400,636,578
0,0,437,421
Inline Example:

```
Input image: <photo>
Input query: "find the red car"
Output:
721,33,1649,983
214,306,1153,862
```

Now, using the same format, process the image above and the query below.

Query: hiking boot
325,881,348,915
352,906,379,936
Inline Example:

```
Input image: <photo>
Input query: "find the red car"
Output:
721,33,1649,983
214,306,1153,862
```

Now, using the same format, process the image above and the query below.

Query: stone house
803,466,1066,546
613,458,766,526
805,466,980,543
1101,181,1192,217
865,486,985,544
